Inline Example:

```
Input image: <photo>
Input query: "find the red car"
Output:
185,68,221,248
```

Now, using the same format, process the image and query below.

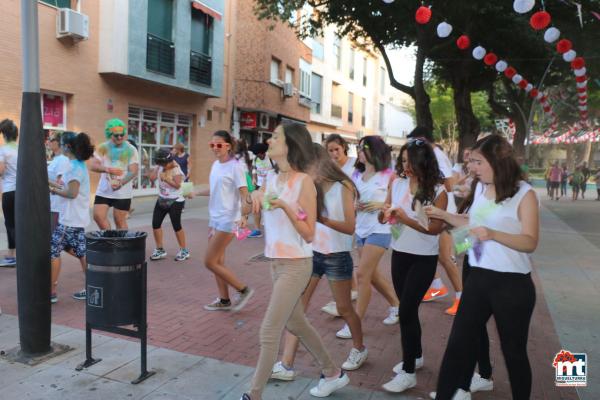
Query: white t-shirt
59,159,90,228
467,181,535,274
341,157,356,179
313,182,353,254
434,146,457,213
263,171,312,258
209,158,247,224
158,165,185,202
0,143,18,193
390,178,445,255
353,169,393,238
94,141,139,199
252,156,273,187
48,154,71,213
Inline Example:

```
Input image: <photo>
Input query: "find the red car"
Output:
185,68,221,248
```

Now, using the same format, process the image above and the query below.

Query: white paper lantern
436,22,453,38
525,84,533,92
576,81,587,88
536,92,544,100
513,0,535,14
574,67,587,77
495,60,508,72
382,0,395,3
512,74,523,84
472,46,486,60
578,105,587,111
563,50,576,62
544,27,560,43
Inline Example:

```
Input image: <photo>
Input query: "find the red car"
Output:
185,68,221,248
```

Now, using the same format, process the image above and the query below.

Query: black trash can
85,230,147,327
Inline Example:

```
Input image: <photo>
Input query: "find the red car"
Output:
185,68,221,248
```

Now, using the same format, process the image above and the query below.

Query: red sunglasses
209,142,229,149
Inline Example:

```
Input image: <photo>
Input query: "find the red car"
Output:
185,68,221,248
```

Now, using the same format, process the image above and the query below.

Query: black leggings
435,267,536,400
152,200,184,231
2,191,15,249
391,250,438,373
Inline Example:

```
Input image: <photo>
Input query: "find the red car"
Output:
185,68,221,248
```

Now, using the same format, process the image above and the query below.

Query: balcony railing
190,51,212,86
331,104,342,119
146,33,175,76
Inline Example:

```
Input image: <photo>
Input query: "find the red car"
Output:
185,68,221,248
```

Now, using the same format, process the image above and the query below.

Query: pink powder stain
273,241,302,258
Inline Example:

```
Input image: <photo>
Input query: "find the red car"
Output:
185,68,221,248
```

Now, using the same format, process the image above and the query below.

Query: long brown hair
396,140,443,210
460,135,523,212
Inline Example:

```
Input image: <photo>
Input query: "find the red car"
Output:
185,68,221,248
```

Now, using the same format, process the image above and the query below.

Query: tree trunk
582,140,593,165
512,115,527,158
413,30,433,131
452,78,480,162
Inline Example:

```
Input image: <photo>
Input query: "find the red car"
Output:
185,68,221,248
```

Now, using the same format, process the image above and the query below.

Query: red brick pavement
0,218,578,399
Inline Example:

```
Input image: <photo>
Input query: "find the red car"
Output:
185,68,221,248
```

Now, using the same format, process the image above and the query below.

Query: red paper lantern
415,6,432,24
530,11,551,30
483,53,498,66
543,106,551,113
540,95,548,103
576,75,587,83
529,88,539,98
504,67,517,79
577,87,587,93
556,39,572,54
456,35,471,50
571,57,585,69
518,79,529,89
579,94,588,101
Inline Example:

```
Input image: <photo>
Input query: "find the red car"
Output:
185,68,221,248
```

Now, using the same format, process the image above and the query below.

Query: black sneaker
240,394,252,400
72,289,86,300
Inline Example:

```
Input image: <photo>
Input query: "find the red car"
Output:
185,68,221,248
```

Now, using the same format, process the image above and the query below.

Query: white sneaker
341,347,368,370
335,324,352,339
393,356,424,374
383,306,399,325
429,389,472,400
470,372,493,392
309,371,350,397
271,361,296,381
382,370,416,393
351,290,358,301
321,301,340,317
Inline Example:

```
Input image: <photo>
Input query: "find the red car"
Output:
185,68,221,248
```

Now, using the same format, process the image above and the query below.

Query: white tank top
353,169,393,238
390,178,445,256
313,182,353,254
467,181,535,274
263,171,313,258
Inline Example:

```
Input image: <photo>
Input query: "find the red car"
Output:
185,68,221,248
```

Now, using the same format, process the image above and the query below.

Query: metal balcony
146,33,175,76
190,51,212,86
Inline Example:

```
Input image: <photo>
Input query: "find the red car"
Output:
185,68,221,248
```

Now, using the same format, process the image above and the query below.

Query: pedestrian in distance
0,119,19,266
570,166,584,201
580,161,591,199
171,142,191,182
248,142,273,238
47,131,71,232
548,161,562,201
560,163,569,199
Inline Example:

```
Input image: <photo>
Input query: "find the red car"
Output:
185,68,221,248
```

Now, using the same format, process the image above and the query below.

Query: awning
192,0,222,21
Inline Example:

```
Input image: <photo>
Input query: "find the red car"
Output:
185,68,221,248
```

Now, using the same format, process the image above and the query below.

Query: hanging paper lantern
525,83,533,92
536,92,544,100
556,39,572,54
578,94,588,101
571,57,585,69
415,6,432,24
563,50,576,62
495,60,508,72
382,0,395,3
504,67,517,78
540,95,548,103
579,100,587,106
512,74,523,84
544,27,560,43
484,53,498,66
513,0,535,14
577,87,587,92
576,75,587,83
529,88,539,98
578,105,587,111
456,35,471,50
472,46,486,60
543,105,551,113
518,79,529,89
530,11,551,30
574,67,587,77
436,22,453,38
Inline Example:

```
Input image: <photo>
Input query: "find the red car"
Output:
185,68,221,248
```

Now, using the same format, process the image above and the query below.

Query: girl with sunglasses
335,135,399,340
379,139,448,393
195,131,254,312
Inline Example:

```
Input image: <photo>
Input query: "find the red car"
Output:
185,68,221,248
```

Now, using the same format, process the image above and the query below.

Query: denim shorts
312,251,353,281
355,233,391,250
209,219,235,233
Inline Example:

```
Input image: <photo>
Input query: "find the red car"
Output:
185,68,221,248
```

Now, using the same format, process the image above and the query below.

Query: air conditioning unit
56,8,89,40
283,83,294,97
259,113,270,129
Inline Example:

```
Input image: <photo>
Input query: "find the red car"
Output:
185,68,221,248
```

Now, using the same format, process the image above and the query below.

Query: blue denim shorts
355,233,392,250
312,251,353,281
209,220,235,234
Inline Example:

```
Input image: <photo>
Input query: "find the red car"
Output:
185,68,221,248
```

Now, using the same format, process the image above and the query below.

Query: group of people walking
546,160,599,201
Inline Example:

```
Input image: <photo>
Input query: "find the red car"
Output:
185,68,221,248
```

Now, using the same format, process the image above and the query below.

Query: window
270,58,281,83
311,73,323,114
128,106,192,192
42,92,67,131
333,35,342,70
312,37,324,60
299,59,311,97
39,0,71,8
190,8,213,86
147,0,174,75
361,97,367,127
285,67,294,85
379,103,385,131
380,67,386,95
363,57,368,86
349,48,355,80
148,0,173,41
348,92,354,124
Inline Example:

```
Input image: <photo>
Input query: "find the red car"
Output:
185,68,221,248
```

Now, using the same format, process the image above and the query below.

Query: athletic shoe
0,257,16,267
309,371,350,397
50,294,58,304
150,248,167,260
72,289,86,300
232,287,254,311
383,306,399,325
271,361,296,381
445,298,460,316
382,370,416,393
393,356,424,374
248,230,263,238
174,248,190,261
470,372,493,392
351,290,358,301
342,347,368,370
321,301,340,317
336,324,352,339
429,389,471,399
239,394,251,400
203,298,232,311
423,286,449,302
